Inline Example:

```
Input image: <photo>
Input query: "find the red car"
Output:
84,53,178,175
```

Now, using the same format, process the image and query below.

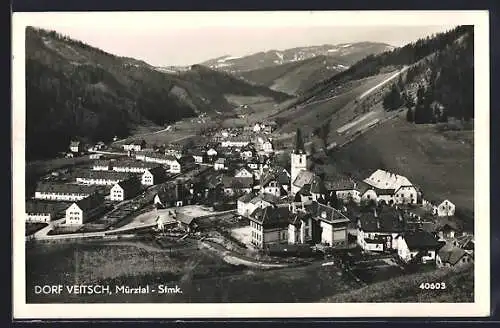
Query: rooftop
25,200,72,214
404,230,442,250
35,183,101,194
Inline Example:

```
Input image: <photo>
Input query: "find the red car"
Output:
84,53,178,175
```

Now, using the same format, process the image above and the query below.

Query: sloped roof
238,193,255,203
404,230,442,250
364,169,412,191
116,177,141,192
289,210,312,226
292,170,315,188
249,205,290,229
36,183,100,195
356,180,375,194
438,246,468,265
145,166,166,177
74,193,104,211
222,176,254,189
310,201,350,225
25,200,72,215
325,179,356,191
310,176,327,194
77,170,135,181
358,208,408,232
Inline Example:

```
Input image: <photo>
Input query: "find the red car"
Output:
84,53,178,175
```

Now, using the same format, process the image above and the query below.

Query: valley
22,24,476,307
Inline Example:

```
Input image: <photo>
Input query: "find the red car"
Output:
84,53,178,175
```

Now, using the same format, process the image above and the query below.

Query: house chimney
373,208,378,218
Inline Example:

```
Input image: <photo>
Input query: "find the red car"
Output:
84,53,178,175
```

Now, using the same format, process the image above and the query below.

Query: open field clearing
275,71,397,135
332,116,474,216
322,264,473,303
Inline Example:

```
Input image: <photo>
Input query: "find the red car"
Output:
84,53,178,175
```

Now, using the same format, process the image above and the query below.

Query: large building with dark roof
75,170,136,186
248,205,290,248
34,183,102,202
25,200,72,223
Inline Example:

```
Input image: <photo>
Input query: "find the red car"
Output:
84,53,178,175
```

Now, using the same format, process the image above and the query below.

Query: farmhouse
110,177,141,202
310,201,350,247
154,183,193,208
34,183,101,202
357,181,378,204
394,185,419,205
164,143,184,159
76,171,135,186
122,140,145,152
436,199,455,217
248,205,290,249
25,200,70,223
237,192,283,218
222,176,254,196
356,208,408,252
436,245,473,268
325,179,360,203
141,166,167,186
259,169,290,198
364,169,418,204
69,140,84,153
396,230,443,264
191,149,206,164
92,160,111,171
65,193,105,225
214,158,226,171
234,167,253,178
112,160,163,173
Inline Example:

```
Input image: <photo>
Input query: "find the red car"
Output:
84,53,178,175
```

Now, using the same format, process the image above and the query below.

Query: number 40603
419,282,446,290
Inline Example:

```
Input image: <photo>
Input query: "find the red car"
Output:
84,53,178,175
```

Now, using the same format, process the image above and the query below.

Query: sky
17,12,464,67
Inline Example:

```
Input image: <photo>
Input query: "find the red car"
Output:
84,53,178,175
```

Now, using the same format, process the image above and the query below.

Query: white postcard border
12,10,490,319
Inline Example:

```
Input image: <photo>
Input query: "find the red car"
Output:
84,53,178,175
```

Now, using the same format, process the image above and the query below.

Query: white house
92,160,110,171
25,201,69,223
396,231,442,264
356,208,407,252
262,140,273,153
65,193,105,225
69,141,83,153
235,167,253,178
325,179,360,203
206,148,218,158
123,141,145,152
214,158,226,171
237,193,283,218
437,199,455,217
141,167,166,186
110,178,141,202
394,185,419,205
364,169,413,191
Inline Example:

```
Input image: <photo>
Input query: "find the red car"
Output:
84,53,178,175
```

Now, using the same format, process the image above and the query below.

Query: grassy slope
274,71,397,135
322,264,474,303
238,56,345,95
331,116,474,216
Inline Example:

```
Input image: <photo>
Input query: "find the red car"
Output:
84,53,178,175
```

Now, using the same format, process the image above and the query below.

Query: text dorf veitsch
34,284,183,295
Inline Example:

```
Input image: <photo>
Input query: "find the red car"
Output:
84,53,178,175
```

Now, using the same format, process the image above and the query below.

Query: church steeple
294,128,305,154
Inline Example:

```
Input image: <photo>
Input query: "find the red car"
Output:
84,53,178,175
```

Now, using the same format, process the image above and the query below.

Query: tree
382,83,404,111
317,118,332,150
406,108,414,122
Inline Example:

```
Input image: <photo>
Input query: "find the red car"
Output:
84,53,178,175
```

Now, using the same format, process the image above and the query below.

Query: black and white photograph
12,10,490,318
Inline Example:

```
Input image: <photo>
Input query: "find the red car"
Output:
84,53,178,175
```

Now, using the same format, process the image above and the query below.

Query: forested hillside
291,25,474,110
25,27,290,160
383,28,474,123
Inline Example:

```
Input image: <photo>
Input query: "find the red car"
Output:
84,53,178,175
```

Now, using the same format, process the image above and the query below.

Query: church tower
291,128,307,192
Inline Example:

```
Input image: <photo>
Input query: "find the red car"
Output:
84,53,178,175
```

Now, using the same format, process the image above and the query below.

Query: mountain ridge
25,27,290,160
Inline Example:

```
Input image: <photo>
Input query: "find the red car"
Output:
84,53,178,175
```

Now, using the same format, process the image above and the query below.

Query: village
25,119,474,294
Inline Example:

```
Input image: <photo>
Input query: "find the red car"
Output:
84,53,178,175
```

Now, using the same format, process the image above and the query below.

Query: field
330,116,474,218
322,264,474,302
274,71,398,135
26,239,362,303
